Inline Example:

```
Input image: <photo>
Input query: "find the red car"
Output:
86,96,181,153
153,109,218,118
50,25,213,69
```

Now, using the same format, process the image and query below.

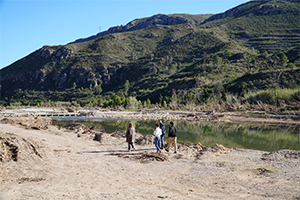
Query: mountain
1,0,300,107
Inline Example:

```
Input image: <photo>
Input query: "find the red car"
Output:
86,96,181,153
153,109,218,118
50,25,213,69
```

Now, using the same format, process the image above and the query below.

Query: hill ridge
70,14,194,44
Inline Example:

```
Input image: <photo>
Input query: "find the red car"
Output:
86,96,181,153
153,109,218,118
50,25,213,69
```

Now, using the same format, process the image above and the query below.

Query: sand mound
208,144,235,154
110,130,126,138
135,135,154,145
262,149,300,161
0,132,42,163
177,143,234,156
178,142,207,152
62,122,91,132
0,115,51,130
62,122,96,136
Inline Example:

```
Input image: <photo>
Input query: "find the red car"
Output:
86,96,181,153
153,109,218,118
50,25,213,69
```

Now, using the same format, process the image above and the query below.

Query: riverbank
1,107,300,125
0,113,300,199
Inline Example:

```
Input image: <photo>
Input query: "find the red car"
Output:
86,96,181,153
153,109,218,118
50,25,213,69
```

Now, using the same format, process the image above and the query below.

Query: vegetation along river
52,117,300,152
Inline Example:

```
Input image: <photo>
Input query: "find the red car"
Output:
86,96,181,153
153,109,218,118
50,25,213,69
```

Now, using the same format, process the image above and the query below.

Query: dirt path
0,119,300,199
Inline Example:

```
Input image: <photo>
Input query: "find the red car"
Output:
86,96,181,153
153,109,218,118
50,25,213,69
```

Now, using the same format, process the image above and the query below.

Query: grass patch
219,160,232,163
253,166,282,172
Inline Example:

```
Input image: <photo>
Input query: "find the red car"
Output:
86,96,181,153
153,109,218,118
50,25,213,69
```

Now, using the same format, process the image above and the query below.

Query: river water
52,117,300,152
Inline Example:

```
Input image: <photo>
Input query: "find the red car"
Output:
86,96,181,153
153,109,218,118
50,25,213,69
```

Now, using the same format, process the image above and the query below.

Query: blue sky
0,0,249,69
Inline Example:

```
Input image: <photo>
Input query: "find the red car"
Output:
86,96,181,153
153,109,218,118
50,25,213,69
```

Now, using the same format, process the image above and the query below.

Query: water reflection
52,117,300,152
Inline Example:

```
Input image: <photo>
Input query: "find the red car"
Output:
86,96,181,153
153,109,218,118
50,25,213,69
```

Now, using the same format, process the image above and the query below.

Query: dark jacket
159,122,166,136
168,126,177,137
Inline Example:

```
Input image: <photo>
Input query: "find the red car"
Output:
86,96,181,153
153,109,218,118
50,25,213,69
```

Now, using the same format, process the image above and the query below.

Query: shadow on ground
77,147,157,156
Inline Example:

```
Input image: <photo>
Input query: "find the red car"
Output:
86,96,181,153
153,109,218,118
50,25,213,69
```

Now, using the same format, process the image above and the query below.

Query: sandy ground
0,113,300,200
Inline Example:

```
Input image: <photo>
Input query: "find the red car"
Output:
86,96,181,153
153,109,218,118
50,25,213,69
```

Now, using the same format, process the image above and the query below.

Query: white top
153,127,162,137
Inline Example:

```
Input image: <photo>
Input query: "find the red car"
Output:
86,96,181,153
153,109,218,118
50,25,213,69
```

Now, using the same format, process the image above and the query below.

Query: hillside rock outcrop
38,46,73,61
71,14,190,44
203,1,287,24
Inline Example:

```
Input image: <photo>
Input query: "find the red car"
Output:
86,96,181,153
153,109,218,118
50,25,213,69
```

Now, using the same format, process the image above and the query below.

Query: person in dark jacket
166,121,177,153
126,123,136,151
158,120,166,149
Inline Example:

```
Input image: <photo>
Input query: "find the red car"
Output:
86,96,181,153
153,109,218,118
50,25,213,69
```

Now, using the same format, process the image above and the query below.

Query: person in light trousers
166,121,177,153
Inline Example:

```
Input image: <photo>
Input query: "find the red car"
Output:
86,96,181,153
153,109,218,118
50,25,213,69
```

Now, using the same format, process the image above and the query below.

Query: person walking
158,120,166,149
166,121,178,153
153,123,162,153
126,123,136,151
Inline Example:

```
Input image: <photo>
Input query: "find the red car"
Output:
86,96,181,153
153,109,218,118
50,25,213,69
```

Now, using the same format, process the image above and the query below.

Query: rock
93,133,102,142
78,112,95,117
31,126,41,130
254,5,285,15
146,33,158,38
53,73,67,86
253,167,273,175
229,53,247,61
34,69,46,81
203,2,286,24
53,47,72,61
39,46,54,58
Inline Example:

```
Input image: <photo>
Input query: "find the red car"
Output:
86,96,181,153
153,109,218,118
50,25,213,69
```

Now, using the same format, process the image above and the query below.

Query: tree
113,95,121,106
171,89,178,108
72,82,77,91
127,96,138,110
146,99,151,106
239,82,249,95
124,80,130,96
97,98,104,107
94,85,102,95
221,90,227,102
213,55,223,66
278,52,289,66
203,88,211,102
143,100,147,107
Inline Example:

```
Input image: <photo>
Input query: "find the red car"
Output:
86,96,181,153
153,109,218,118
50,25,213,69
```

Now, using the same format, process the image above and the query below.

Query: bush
247,88,300,105
254,90,275,104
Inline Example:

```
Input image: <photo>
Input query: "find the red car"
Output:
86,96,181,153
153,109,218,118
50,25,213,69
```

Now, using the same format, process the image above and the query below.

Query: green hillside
1,0,300,109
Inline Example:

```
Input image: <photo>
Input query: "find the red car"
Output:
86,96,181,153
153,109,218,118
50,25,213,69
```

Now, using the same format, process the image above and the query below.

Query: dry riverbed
0,110,300,200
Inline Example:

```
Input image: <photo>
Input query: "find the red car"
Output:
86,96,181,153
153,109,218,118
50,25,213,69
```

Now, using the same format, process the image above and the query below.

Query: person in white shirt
153,124,162,153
